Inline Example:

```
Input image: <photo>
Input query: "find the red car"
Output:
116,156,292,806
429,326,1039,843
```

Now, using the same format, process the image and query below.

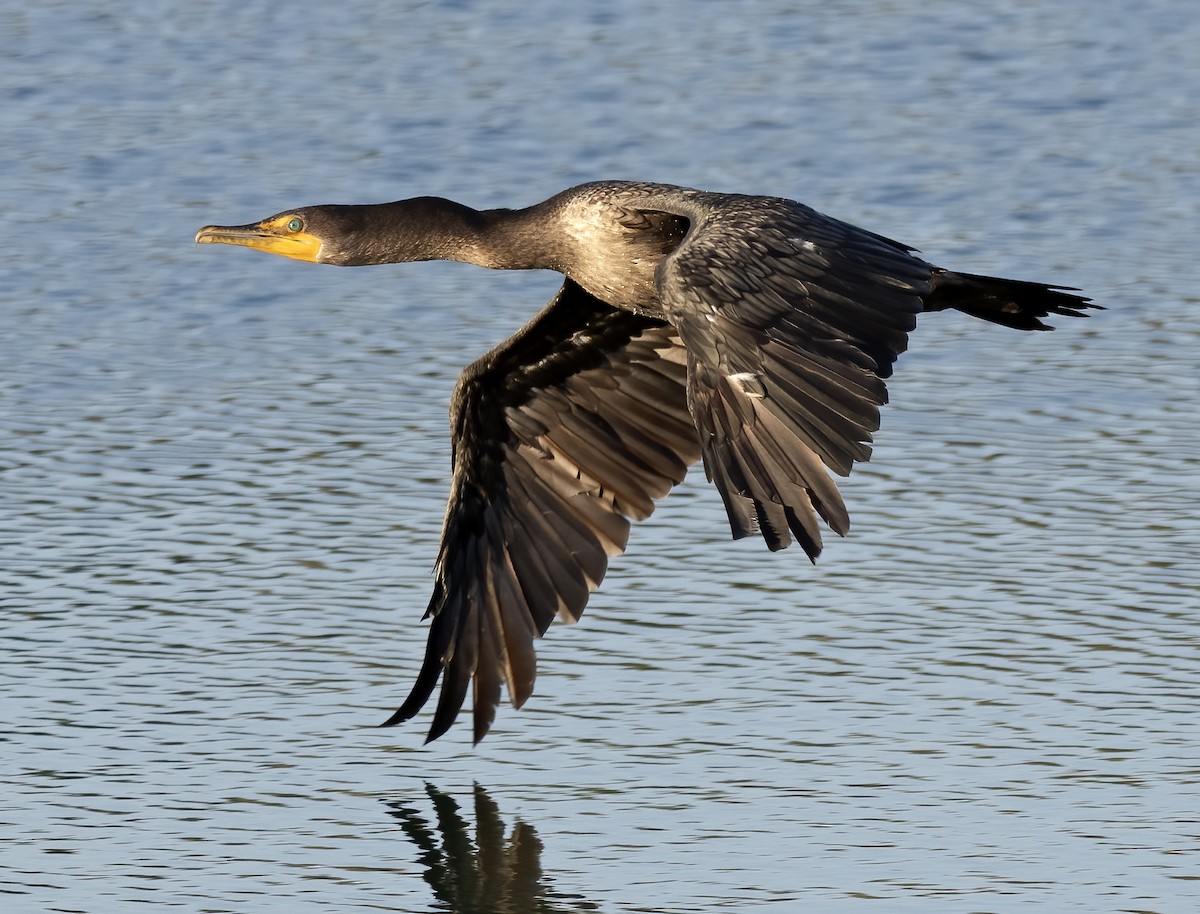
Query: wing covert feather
650,193,931,555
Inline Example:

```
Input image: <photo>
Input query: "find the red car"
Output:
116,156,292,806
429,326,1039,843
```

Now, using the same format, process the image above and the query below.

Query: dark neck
341,198,559,270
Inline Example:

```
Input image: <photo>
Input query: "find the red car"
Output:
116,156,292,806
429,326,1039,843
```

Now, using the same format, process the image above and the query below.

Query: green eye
287,217,304,232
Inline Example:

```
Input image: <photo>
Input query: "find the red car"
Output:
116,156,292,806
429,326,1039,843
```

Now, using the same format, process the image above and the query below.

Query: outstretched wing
385,279,700,743
653,194,933,557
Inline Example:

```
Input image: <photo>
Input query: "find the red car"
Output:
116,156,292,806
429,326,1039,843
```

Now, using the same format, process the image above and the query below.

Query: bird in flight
197,180,1095,743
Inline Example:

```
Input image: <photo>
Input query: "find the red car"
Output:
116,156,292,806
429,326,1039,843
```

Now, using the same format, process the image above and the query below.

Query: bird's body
196,180,1096,743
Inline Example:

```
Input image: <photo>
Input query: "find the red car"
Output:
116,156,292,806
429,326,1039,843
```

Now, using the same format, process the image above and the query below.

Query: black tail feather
927,269,1098,330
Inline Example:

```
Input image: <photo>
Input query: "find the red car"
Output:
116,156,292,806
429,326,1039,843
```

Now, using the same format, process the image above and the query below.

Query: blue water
3,2,1199,911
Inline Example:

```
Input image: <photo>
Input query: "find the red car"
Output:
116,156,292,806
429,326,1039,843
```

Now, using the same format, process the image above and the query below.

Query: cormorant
196,180,1096,743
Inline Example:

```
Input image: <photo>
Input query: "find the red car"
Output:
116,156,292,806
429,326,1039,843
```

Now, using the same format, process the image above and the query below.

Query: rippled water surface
4,2,1199,911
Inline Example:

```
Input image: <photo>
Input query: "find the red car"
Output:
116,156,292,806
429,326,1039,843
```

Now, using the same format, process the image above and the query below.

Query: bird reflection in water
386,783,598,913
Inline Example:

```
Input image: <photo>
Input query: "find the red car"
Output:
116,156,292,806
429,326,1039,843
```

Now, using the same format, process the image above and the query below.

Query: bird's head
195,204,390,266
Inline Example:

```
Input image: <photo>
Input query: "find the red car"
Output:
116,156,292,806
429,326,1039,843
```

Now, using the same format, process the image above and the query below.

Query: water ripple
4,1,1199,911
